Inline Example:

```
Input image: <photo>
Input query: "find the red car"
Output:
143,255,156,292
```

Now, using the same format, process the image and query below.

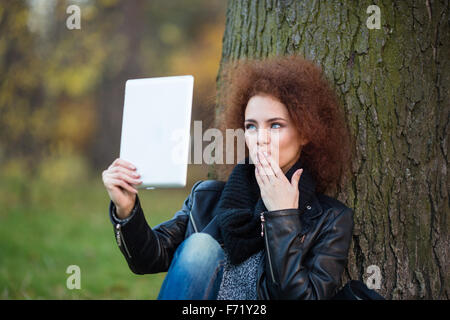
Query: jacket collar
284,155,317,213
202,155,323,243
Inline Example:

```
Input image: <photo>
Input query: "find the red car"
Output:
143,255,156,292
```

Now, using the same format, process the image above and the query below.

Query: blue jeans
157,233,225,300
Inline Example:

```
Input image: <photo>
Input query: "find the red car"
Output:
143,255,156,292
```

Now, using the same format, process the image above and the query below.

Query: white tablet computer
119,75,194,189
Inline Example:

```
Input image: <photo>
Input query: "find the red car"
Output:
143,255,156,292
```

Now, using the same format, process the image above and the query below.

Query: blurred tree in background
0,0,226,299
0,0,226,179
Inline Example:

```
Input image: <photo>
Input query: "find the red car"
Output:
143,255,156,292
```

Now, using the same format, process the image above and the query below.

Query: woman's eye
245,123,282,130
271,123,281,129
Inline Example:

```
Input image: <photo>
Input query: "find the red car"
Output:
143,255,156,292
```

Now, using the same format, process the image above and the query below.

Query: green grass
0,163,203,299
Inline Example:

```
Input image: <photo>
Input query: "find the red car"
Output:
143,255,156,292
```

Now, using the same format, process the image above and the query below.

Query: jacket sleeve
259,207,354,300
109,181,202,274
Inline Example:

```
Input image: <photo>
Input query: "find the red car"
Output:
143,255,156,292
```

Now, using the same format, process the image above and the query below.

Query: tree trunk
214,0,449,299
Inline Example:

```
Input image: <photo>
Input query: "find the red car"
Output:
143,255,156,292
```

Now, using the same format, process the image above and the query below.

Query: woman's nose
257,128,270,146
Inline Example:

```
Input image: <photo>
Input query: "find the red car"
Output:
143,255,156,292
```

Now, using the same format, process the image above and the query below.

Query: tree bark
214,0,449,299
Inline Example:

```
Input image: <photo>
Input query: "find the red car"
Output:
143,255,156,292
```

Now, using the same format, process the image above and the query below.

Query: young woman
102,55,355,300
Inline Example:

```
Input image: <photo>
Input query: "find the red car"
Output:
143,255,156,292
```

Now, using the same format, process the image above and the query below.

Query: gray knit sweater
217,250,263,300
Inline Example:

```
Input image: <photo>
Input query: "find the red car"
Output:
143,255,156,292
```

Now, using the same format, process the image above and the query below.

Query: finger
115,172,142,186
254,165,265,187
257,150,276,181
110,178,138,194
257,155,270,185
291,169,303,188
263,151,283,178
111,158,137,171
111,166,141,180
108,170,142,186
109,158,120,170
104,173,134,191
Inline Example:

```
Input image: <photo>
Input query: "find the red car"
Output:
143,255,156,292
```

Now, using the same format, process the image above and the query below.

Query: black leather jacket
109,179,354,300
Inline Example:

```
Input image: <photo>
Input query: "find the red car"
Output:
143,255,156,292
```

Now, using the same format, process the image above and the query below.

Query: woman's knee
175,232,224,266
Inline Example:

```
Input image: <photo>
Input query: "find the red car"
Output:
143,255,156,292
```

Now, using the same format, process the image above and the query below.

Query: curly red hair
215,55,354,195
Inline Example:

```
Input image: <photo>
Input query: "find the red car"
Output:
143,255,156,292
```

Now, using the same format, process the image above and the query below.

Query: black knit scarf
215,155,316,265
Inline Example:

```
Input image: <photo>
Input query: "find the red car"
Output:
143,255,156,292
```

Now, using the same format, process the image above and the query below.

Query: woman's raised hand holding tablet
102,158,142,219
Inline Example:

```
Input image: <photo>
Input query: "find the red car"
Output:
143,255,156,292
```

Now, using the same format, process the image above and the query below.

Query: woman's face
244,94,307,174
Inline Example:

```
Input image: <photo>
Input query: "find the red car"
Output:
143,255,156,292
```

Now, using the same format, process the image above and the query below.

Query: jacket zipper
116,223,132,259
260,212,276,284
190,212,199,233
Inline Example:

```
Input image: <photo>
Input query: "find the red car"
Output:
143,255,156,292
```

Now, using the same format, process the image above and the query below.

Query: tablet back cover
119,75,193,188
